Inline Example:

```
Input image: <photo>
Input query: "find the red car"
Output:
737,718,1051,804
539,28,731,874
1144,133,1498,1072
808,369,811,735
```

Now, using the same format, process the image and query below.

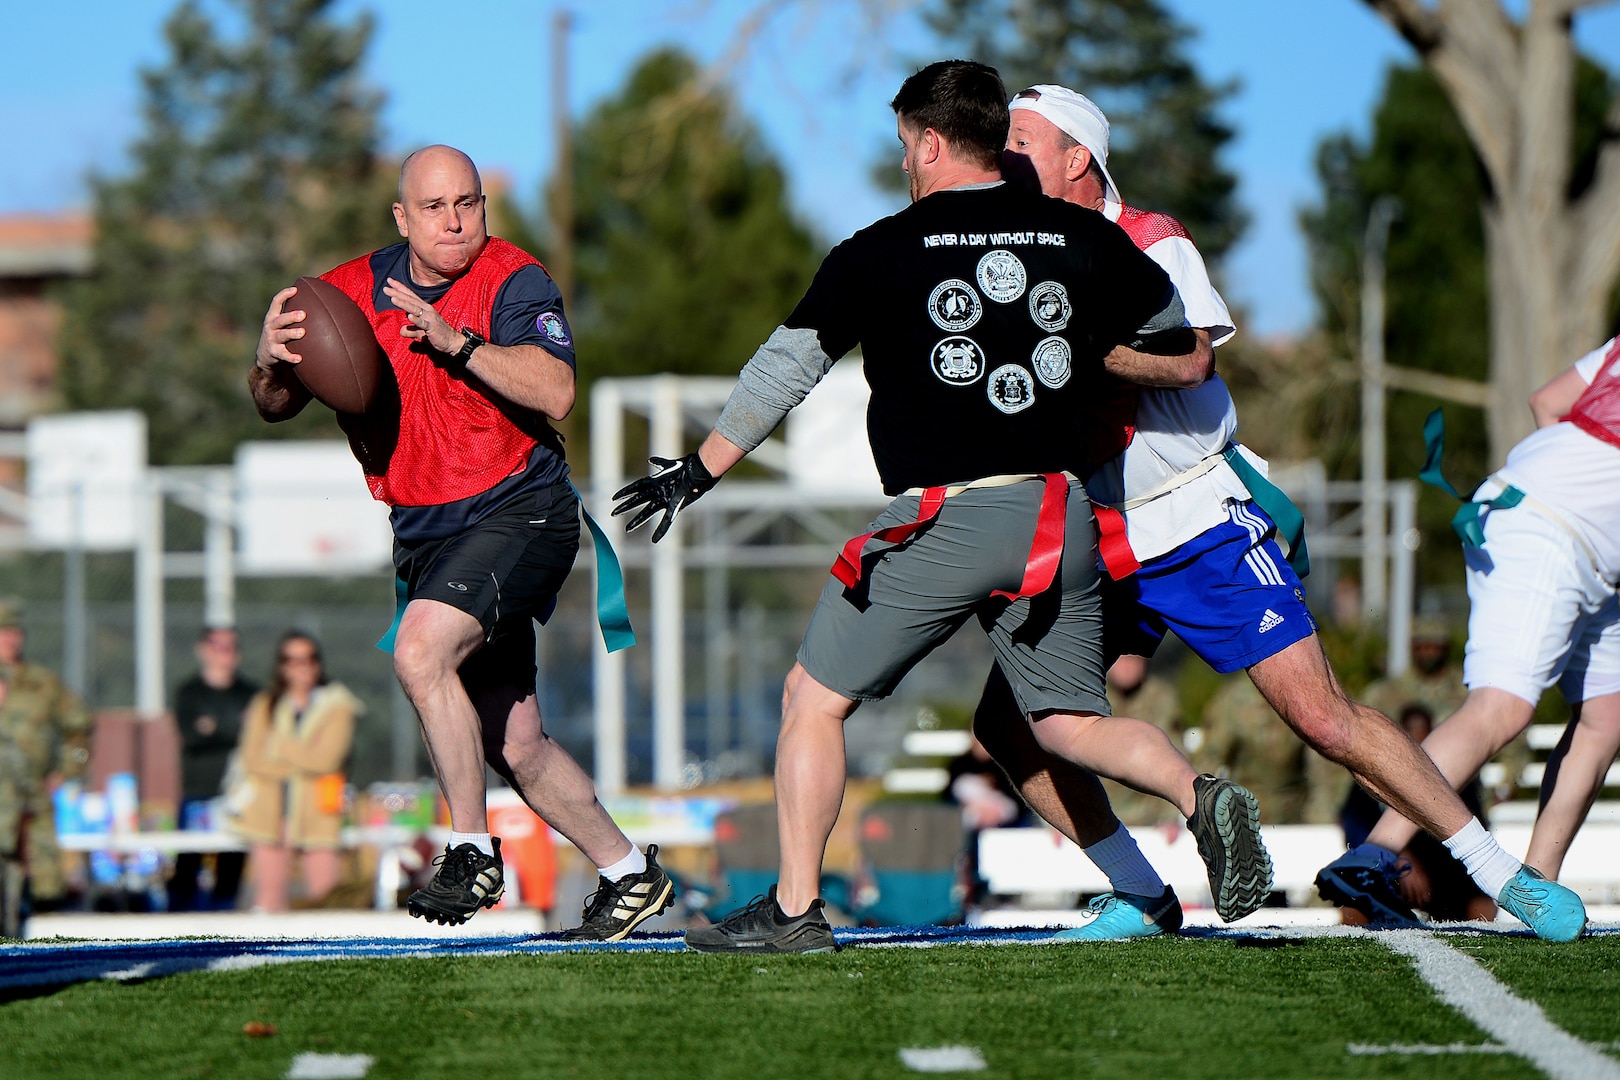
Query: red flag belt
830,473,1070,602
1092,503,1142,579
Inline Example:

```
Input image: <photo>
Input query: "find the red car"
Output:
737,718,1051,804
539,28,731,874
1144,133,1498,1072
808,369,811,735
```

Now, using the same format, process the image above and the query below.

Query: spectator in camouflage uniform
1360,616,1530,804
1197,675,1344,825
0,729,33,935
0,601,94,907
1101,656,1185,826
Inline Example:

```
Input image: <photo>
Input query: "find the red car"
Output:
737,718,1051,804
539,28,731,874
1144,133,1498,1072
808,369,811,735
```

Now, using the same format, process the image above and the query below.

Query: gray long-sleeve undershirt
714,287,1184,453
715,325,836,452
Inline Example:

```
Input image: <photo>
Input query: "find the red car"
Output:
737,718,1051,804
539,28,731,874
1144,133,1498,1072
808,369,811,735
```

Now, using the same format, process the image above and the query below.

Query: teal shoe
1498,867,1586,942
1054,887,1183,941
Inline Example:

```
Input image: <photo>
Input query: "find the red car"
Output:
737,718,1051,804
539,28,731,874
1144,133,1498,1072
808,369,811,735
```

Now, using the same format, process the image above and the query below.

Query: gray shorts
797,478,1109,718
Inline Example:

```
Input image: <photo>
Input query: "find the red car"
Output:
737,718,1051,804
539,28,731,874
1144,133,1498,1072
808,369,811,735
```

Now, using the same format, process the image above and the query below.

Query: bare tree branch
1364,0,1518,189
1571,95,1620,320
1362,0,1444,51
1542,0,1619,18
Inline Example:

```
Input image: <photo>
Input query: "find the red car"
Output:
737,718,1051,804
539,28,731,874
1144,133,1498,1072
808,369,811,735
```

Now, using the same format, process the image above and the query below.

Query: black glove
611,453,718,543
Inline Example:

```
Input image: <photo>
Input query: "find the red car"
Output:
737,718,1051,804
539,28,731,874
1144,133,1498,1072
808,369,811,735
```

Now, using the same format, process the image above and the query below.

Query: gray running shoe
407,839,504,926
1187,775,1274,922
685,886,839,954
562,844,675,942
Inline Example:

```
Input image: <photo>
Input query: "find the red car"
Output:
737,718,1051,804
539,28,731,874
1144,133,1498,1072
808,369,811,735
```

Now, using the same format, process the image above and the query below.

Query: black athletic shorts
392,478,580,690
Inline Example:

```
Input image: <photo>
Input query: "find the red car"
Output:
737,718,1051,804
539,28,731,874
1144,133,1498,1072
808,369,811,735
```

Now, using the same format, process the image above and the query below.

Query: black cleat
1187,775,1274,922
562,844,675,942
684,885,839,954
407,839,504,926
1315,844,1420,926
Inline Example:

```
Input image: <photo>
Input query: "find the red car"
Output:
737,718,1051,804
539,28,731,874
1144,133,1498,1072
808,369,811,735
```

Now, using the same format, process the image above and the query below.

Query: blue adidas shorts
1102,501,1317,673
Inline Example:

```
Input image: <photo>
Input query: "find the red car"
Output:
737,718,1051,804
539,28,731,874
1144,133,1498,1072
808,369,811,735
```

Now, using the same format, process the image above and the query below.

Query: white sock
449,830,495,857
1083,824,1165,897
598,845,646,882
1442,818,1520,899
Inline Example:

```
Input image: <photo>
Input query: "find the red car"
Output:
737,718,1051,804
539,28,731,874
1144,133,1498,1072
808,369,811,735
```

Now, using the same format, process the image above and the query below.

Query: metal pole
133,475,165,717
591,380,627,795
391,679,418,781
62,481,86,696
550,9,574,301
1387,480,1418,677
203,469,235,628
649,376,685,789
1360,196,1399,623
704,511,731,769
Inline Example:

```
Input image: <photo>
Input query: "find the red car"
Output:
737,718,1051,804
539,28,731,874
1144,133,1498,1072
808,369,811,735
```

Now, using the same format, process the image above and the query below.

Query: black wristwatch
453,328,485,365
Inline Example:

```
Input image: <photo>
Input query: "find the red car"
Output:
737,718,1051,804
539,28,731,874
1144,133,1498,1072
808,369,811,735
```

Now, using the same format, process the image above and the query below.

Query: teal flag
1418,407,1523,546
1222,446,1310,579
376,485,637,654
375,575,409,654
570,481,637,653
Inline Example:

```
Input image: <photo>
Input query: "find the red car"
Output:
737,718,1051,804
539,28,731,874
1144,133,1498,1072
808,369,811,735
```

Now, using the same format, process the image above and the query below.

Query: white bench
978,821,1620,908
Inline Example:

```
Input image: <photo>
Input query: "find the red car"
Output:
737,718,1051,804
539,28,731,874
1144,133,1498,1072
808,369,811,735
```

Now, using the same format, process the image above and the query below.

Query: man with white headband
970,83,1586,942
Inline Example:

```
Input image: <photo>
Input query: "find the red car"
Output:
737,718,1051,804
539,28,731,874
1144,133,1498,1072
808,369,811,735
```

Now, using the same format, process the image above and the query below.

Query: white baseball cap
1009,84,1122,215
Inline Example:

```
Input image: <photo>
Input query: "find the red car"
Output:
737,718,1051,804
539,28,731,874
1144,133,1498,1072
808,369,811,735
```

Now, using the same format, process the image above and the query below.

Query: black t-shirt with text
785,183,1172,493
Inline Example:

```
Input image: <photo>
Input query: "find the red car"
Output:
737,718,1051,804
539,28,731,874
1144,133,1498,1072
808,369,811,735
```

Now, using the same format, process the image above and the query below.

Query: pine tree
923,0,1245,262
551,49,821,401
57,0,398,464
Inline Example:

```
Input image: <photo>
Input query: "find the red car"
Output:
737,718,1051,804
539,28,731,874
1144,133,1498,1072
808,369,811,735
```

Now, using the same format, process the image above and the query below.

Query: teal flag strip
1418,407,1523,546
377,484,637,654
570,481,637,653
1222,446,1310,579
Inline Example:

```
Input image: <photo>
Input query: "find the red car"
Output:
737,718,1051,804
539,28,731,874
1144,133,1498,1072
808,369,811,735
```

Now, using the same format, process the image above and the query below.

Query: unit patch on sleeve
537,311,572,347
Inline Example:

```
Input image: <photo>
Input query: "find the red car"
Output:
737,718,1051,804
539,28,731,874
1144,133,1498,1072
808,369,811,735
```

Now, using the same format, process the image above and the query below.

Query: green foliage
1301,61,1617,586
921,0,1246,263
540,49,820,415
56,0,399,465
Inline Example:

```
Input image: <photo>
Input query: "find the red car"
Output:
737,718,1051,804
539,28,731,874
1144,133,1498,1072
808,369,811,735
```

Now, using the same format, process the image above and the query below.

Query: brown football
289,276,387,414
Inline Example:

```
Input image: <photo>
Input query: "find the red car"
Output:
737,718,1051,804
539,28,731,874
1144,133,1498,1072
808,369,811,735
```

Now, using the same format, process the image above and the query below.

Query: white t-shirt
1084,208,1252,562
1493,337,1620,583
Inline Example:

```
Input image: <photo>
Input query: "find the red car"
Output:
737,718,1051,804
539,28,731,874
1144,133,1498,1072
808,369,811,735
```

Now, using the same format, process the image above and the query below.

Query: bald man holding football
251,145,673,940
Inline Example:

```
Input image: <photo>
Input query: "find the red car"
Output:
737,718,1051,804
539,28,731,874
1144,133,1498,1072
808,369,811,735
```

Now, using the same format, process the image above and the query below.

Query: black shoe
562,844,675,942
1187,775,1274,922
684,885,839,954
406,839,504,926
1314,844,1420,926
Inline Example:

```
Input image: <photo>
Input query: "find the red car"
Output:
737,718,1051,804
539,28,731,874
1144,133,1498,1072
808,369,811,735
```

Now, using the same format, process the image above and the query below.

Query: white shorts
1462,502,1620,705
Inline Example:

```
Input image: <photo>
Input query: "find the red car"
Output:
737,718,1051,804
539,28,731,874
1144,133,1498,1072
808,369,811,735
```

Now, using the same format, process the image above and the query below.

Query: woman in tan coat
225,632,359,912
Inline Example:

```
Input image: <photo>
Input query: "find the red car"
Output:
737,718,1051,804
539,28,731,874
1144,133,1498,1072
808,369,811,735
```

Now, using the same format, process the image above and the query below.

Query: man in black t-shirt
169,626,257,910
616,60,1270,953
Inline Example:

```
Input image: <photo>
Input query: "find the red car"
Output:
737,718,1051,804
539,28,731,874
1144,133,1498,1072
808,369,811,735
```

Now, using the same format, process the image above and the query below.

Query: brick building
0,213,93,547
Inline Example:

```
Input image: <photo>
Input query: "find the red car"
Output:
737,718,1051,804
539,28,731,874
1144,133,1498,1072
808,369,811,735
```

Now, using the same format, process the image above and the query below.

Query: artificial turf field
2,928,1618,1079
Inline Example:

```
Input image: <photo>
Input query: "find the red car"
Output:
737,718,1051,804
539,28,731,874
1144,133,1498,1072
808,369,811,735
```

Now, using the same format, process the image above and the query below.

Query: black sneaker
561,844,675,942
1187,775,1274,922
406,839,504,925
684,885,839,954
1315,844,1420,926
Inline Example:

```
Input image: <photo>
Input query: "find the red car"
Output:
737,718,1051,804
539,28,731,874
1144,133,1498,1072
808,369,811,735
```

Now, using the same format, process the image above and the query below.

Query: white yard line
286,1053,374,1079
1349,1042,1511,1055
1379,929,1620,1080
899,1046,987,1072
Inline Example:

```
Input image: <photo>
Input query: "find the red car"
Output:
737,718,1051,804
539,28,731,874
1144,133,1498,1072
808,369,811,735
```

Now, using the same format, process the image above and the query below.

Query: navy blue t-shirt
369,243,578,541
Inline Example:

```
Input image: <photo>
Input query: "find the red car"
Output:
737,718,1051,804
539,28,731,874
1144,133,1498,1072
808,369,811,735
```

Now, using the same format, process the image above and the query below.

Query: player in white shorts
985,84,1585,942
1330,336,1620,897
